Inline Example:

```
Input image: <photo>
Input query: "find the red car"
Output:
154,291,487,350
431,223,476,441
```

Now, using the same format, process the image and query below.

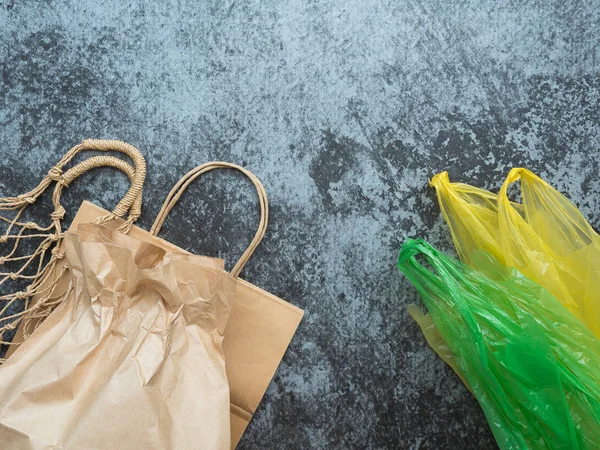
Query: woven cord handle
76,140,145,229
0,139,146,218
49,155,141,235
150,162,268,278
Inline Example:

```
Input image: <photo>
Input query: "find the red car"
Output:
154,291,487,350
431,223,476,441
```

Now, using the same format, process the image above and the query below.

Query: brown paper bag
0,222,235,449
4,162,304,448
149,162,305,447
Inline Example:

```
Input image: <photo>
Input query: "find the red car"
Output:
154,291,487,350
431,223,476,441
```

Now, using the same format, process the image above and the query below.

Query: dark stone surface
1,1,599,448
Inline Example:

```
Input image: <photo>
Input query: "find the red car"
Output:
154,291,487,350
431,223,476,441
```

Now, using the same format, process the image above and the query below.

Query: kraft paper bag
4,162,304,448
149,162,305,447
0,222,234,449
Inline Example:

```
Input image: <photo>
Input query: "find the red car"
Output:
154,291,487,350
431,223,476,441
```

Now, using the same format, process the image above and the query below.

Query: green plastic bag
398,239,600,450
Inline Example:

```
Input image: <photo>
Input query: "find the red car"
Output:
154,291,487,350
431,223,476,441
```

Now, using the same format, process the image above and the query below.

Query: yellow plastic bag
430,168,600,338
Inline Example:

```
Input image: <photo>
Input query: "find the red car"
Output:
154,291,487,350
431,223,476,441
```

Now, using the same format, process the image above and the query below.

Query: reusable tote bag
0,220,234,449
3,162,304,448
0,139,146,358
430,168,600,338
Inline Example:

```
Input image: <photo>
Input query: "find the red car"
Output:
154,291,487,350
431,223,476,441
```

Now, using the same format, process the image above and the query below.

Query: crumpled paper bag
5,199,305,449
0,222,234,450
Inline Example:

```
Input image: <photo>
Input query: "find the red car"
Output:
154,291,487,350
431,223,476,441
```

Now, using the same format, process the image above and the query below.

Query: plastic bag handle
150,162,268,278
497,168,550,245
498,167,544,209
397,239,465,296
397,239,485,351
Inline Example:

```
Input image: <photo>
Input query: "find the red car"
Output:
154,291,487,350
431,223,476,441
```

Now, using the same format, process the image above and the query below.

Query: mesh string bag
0,139,145,360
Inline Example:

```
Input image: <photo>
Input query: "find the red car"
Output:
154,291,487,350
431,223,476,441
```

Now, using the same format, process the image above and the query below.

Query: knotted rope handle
150,162,268,278
50,155,142,236
0,139,146,228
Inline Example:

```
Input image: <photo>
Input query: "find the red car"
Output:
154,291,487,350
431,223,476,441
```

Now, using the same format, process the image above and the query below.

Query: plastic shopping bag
430,168,600,338
398,239,600,450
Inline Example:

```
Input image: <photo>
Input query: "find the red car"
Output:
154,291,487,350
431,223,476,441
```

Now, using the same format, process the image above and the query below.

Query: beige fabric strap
150,162,268,278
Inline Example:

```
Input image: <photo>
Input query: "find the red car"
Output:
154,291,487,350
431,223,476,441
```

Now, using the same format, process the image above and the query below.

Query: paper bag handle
150,162,268,278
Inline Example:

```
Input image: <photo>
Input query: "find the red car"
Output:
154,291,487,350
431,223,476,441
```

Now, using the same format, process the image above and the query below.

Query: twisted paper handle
151,162,268,278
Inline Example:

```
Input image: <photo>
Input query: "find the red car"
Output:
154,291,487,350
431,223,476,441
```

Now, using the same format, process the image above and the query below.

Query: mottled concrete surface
1,1,600,448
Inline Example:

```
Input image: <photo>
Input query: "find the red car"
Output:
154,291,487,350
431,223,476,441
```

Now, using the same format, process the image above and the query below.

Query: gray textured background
1,1,600,449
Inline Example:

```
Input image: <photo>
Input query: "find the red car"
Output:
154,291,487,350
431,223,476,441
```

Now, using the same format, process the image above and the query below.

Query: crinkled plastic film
430,168,600,338
398,239,600,450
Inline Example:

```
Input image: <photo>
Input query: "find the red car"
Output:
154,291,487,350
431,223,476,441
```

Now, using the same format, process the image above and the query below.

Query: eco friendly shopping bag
150,162,304,447
0,221,234,449
430,168,600,338
0,139,146,358
398,239,600,450
4,161,304,448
